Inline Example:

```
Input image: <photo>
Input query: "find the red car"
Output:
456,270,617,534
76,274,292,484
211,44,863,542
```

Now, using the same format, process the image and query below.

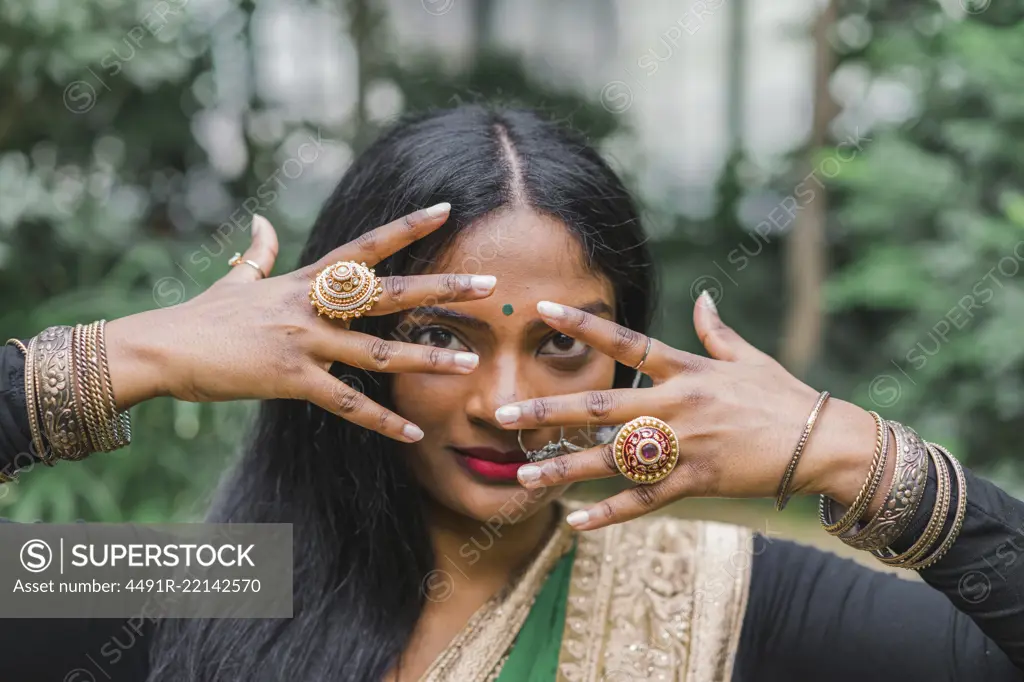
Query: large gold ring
613,416,679,485
309,260,383,321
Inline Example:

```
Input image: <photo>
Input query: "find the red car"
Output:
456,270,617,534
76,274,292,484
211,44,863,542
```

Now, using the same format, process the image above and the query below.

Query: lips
452,446,528,482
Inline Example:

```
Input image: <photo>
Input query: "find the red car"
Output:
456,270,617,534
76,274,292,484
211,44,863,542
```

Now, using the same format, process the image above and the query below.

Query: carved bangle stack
819,416,966,571
5,321,131,477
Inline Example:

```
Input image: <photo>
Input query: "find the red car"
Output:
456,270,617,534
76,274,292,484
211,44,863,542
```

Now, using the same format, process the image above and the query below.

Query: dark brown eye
551,334,574,351
410,327,469,352
540,333,586,358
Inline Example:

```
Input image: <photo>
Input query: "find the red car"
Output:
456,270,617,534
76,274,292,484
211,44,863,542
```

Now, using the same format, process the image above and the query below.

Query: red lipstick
452,447,528,483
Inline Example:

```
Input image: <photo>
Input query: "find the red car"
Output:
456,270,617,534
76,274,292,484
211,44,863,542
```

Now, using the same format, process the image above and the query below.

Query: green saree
494,540,577,681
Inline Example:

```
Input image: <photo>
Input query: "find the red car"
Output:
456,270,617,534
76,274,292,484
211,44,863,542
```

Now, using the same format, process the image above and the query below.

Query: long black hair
148,105,657,682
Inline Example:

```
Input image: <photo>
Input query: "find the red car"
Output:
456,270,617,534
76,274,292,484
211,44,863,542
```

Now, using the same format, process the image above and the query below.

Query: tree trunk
779,0,838,376
346,0,382,144
726,0,746,154
472,0,496,52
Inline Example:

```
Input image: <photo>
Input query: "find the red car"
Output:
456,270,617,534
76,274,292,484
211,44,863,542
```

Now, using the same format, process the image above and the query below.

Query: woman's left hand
495,293,879,530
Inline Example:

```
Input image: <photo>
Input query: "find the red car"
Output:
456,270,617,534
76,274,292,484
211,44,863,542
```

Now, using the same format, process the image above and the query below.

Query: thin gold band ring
229,252,267,279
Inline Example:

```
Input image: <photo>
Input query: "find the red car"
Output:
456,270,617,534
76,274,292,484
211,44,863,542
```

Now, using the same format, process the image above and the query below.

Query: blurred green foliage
1,0,1021,522
823,4,1024,492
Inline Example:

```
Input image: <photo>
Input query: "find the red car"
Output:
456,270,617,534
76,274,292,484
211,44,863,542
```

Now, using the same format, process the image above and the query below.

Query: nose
464,352,528,432
463,352,567,454
463,351,565,454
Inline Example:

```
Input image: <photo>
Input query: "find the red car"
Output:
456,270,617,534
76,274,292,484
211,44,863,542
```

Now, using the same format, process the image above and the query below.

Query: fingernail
566,510,589,527
453,352,479,370
252,214,263,237
495,405,521,424
425,202,451,218
517,464,542,484
700,290,718,314
537,301,565,319
403,423,424,441
471,275,496,293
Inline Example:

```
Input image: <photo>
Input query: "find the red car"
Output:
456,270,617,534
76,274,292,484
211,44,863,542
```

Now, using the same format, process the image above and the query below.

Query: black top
1,344,1022,681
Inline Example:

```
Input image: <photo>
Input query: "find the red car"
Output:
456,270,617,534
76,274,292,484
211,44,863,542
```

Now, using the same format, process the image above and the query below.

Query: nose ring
519,426,584,463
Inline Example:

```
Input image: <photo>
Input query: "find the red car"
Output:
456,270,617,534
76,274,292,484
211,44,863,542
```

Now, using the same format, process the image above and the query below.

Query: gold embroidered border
557,520,618,681
557,513,753,682
687,521,753,682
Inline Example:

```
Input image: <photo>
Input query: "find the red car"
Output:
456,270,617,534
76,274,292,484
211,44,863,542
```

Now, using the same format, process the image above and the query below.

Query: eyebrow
401,300,614,334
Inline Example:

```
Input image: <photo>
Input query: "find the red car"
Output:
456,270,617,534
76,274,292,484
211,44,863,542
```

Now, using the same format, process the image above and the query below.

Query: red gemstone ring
613,416,679,485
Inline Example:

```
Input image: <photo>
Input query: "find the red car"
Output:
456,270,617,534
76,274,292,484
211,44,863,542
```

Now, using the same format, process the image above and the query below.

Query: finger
303,369,425,443
310,329,480,375
693,290,767,363
493,386,671,430
219,214,279,284
535,301,703,382
305,202,451,275
564,481,681,531
365,273,497,316
515,442,619,489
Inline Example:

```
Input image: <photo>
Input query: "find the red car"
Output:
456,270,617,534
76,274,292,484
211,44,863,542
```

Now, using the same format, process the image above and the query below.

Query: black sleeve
0,514,155,681
0,341,39,474
2,617,153,681
733,462,1024,681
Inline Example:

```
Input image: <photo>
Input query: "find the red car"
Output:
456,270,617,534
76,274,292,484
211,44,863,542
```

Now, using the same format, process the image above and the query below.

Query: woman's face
391,207,617,525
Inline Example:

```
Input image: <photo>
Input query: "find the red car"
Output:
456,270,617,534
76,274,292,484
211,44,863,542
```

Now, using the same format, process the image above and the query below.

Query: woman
1,106,1022,682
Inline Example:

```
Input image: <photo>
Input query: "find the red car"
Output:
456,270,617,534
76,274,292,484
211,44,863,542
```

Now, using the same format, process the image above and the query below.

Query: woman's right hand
103,203,492,442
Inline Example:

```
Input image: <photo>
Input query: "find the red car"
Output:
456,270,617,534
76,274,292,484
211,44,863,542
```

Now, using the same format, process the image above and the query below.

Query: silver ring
633,336,652,370
229,252,267,279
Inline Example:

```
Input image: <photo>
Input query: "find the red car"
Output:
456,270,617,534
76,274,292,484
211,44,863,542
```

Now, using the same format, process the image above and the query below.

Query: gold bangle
839,420,930,551
76,321,105,454
5,338,27,356
874,442,951,567
819,410,889,536
71,324,99,456
898,443,956,569
775,390,831,511
97,320,131,448
23,334,52,465
911,443,967,570
35,326,91,461
83,322,113,454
